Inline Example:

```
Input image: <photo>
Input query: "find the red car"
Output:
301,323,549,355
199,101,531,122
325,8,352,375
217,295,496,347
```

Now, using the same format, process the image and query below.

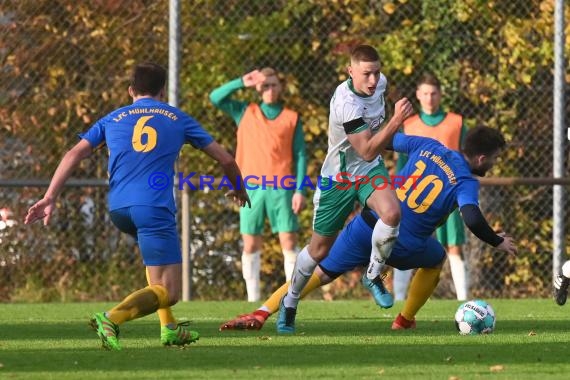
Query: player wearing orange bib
210,67,307,302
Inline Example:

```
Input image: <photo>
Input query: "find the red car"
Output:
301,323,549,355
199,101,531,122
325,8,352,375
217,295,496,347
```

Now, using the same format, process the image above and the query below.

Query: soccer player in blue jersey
220,126,517,332
24,62,250,350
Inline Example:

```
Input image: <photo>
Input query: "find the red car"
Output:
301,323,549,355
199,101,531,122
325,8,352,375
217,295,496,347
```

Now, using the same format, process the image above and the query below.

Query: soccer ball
454,299,496,335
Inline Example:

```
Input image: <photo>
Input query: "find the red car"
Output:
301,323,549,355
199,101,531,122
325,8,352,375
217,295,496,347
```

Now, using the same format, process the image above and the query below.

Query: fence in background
1,0,568,302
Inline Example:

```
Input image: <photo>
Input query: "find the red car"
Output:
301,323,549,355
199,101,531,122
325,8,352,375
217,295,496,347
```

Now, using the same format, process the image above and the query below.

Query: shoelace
373,273,389,292
173,321,197,342
284,307,296,325
100,318,119,338
177,320,191,328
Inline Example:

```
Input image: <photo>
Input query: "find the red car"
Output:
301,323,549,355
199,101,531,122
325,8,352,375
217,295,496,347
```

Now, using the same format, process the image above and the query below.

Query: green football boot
161,320,200,347
89,312,121,351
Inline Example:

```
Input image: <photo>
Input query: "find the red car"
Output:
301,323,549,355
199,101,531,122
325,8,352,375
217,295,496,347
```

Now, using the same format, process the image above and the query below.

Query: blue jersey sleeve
79,117,107,148
182,114,214,149
392,133,437,155
456,178,480,208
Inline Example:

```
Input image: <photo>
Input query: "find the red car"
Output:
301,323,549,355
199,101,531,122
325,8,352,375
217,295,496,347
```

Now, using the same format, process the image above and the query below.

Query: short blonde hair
255,67,284,93
260,67,277,77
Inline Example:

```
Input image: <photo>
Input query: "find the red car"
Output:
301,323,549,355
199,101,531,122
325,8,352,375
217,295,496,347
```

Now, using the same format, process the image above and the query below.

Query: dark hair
462,126,506,157
350,45,380,63
130,62,166,96
417,72,441,90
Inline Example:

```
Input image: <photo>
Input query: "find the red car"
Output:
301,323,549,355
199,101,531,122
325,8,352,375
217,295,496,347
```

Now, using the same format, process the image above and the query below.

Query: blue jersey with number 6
392,133,479,252
80,98,213,213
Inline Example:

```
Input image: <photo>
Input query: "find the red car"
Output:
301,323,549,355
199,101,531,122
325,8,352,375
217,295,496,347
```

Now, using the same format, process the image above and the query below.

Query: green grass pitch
1,299,569,379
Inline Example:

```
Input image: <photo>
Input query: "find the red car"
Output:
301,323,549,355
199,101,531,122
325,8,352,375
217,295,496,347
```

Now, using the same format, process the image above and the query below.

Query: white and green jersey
321,74,387,179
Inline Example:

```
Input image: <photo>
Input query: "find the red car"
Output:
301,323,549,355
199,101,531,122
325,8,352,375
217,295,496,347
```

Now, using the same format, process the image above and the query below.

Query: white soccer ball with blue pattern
454,299,496,335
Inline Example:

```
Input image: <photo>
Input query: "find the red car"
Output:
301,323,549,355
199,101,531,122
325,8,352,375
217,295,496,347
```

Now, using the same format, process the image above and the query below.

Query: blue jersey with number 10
392,133,479,252
80,98,214,213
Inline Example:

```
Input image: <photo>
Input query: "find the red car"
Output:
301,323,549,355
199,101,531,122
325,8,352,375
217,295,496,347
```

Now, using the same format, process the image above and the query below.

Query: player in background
221,127,516,332
393,73,469,301
24,62,250,351
277,44,414,333
553,260,570,305
210,67,307,302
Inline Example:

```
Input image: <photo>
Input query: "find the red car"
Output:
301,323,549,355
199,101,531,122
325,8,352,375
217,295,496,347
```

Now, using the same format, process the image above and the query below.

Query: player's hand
393,97,414,124
242,70,266,88
496,232,517,256
225,189,251,208
24,197,56,226
291,193,306,215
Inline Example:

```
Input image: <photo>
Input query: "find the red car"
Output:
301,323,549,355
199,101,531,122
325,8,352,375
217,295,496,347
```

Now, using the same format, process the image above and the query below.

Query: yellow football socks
156,304,177,328
107,285,170,325
401,267,441,321
146,268,177,327
262,272,322,314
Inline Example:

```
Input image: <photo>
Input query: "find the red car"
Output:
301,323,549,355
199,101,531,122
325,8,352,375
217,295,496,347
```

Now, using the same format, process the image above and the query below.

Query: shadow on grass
2,318,569,341
3,300,568,376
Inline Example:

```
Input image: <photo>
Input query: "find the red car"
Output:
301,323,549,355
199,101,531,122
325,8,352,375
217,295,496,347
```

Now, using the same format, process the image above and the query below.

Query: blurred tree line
0,0,568,301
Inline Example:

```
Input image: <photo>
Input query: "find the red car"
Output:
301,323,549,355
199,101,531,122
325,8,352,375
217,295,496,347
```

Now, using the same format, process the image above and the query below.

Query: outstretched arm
25,139,93,225
346,97,414,161
460,204,517,255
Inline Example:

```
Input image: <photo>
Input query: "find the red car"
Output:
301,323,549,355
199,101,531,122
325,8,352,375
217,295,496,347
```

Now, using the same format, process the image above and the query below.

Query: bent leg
146,268,176,328
364,187,400,279
391,237,446,321
262,271,325,315
107,206,181,325
107,282,170,325
283,233,336,309
401,267,442,321
273,213,372,312
219,270,327,331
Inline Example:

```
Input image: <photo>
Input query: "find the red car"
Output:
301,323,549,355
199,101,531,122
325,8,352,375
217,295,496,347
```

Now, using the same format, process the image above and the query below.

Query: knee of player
434,256,446,268
165,287,181,306
167,295,180,307
381,208,401,226
304,247,325,263
308,237,335,262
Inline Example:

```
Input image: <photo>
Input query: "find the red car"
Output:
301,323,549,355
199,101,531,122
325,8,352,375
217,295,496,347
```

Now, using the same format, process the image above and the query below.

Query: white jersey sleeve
321,74,388,179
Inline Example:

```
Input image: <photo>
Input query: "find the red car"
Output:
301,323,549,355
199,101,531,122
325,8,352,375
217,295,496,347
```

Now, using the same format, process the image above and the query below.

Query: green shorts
313,163,390,236
239,185,299,235
435,208,465,246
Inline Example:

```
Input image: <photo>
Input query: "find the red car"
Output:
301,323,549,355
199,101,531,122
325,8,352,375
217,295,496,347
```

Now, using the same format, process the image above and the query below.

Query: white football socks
282,249,298,282
367,219,399,280
448,253,468,301
284,246,317,309
393,268,413,301
241,251,261,302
